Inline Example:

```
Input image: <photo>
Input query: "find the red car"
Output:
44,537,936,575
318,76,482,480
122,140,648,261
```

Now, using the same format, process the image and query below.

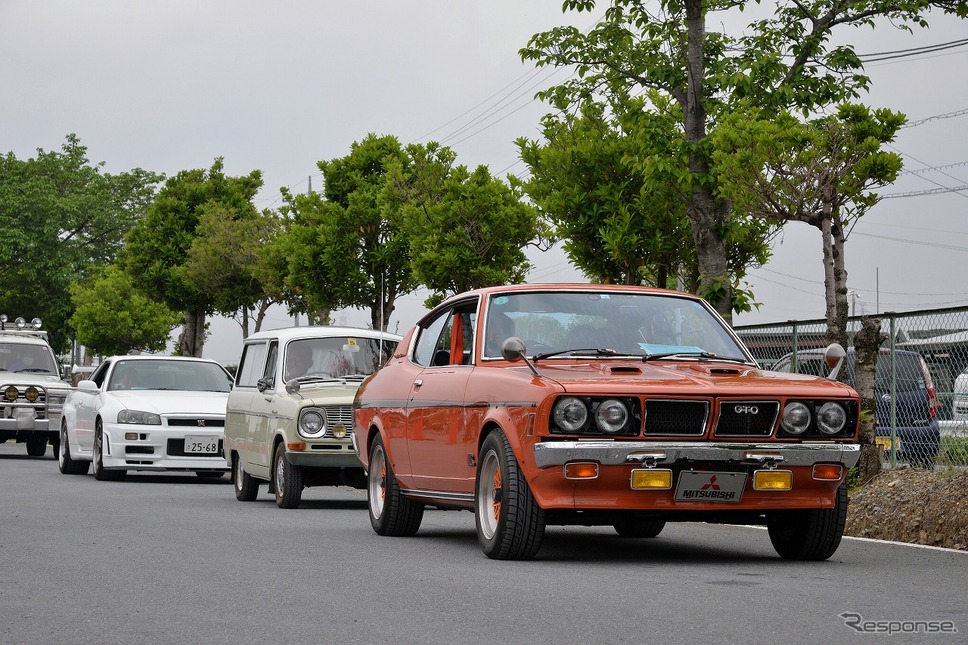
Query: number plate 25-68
184,435,219,454
674,471,746,503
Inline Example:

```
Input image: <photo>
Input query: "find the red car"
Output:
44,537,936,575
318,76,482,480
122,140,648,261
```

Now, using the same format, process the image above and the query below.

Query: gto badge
734,405,759,414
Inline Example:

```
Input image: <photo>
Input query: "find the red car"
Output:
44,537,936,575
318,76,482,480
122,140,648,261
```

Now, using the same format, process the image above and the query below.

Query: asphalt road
1,442,964,645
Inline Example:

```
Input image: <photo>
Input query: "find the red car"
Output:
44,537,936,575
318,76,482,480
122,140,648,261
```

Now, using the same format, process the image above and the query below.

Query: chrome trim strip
534,441,860,468
400,488,475,504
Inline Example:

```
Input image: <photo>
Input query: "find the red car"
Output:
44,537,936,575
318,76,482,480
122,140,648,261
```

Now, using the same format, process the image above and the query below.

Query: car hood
108,391,229,415
282,380,363,404
0,373,72,390
531,360,857,397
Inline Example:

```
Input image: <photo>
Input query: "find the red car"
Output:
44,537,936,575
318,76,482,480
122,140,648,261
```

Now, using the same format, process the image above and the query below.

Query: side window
264,341,278,380
90,361,111,387
413,311,451,368
236,342,268,388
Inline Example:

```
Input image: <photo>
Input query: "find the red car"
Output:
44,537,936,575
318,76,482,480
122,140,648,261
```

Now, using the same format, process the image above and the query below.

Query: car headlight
4,386,18,401
553,397,589,433
816,402,847,435
298,408,327,438
117,409,161,425
595,399,629,433
780,402,811,435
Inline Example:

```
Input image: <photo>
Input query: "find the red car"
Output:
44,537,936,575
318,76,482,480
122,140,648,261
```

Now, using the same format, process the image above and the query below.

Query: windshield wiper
534,348,639,361
642,351,750,364
16,368,52,373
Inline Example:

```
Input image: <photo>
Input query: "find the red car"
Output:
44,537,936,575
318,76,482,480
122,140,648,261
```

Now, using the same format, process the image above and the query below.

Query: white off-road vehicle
0,316,71,457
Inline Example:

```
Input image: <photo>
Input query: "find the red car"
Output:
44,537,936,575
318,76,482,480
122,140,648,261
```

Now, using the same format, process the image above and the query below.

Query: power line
901,107,968,129
858,37,968,62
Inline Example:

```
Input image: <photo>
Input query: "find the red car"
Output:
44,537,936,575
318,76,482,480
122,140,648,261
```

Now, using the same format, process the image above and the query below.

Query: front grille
643,400,709,436
323,406,354,435
715,401,779,437
167,439,224,457
167,418,225,428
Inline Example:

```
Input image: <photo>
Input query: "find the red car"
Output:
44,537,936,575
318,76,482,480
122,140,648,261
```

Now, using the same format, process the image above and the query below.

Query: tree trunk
854,316,884,483
176,309,206,357
371,295,396,332
683,0,731,321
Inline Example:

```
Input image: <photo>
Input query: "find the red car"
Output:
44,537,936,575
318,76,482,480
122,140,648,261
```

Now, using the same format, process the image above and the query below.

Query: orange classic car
353,284,860,560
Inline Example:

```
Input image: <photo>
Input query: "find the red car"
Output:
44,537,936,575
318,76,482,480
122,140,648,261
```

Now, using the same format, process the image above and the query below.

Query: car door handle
414,379,423,387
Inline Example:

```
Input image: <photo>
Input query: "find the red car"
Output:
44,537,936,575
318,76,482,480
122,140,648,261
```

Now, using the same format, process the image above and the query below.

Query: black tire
273,443,303,509
367,434,423,536
50,434,60,461
475,430,545,560
767,482,848,560
613,517,666,538
25,435,47,457
233,455,258,501
92,423,126,482
195,471,224,479
58,422,89,475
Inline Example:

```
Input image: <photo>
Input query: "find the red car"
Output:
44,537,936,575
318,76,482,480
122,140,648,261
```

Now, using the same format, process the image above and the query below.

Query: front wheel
58,422,89,475
92,424,125,481
233,455,259,501
475,430,545,560
25,435,47,457
368,434,423,536
767,482,847,560
273,444,303,509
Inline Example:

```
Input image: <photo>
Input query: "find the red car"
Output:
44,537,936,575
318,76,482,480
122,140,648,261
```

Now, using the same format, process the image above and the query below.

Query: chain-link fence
735,306,968,469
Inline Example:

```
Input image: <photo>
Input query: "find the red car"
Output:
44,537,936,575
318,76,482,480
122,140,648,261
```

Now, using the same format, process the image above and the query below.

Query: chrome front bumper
534,441,861,469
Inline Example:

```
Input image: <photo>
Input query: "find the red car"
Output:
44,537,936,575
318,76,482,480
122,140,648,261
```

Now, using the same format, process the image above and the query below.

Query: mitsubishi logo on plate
197,419,206,427
734,405,759,414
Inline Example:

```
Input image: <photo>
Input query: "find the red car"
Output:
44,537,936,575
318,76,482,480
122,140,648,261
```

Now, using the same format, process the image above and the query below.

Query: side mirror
77,379,99,394
501,337,527,362
501,337,539,377
824,343,847,381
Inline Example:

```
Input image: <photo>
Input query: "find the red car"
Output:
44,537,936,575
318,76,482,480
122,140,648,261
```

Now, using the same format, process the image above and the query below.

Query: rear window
778,352,927,392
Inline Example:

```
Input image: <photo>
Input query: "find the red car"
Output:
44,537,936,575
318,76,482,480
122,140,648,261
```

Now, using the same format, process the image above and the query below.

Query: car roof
103,355,224,364
446,283,695,301
0,332,52,347
242,325,403,344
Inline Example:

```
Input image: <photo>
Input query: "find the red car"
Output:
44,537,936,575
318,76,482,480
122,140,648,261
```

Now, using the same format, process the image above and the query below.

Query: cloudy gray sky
3,1,967,365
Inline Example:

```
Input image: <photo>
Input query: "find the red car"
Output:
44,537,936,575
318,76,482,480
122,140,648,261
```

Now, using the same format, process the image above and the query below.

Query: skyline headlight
117,409,161,425
595,399,629,433
299,408,327,438
781,402,811,435
553,397,589,433
817,402,847,435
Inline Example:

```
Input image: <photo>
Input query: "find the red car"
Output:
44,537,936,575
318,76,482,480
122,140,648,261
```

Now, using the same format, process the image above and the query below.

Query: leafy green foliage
122,158,263,355
0,134,162,353
69,265,181,356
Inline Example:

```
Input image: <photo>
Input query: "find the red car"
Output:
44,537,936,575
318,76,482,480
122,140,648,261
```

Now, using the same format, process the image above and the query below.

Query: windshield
284,336,398,382
483,291,749,361
108,359,234,392
0,342,59,374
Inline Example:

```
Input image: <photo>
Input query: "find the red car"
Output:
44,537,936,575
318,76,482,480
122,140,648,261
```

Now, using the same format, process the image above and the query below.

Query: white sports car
59,355,234,480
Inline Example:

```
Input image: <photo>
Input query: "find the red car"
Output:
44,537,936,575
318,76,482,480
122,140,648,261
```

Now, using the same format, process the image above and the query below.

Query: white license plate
184,435,219,454
674,471,747,503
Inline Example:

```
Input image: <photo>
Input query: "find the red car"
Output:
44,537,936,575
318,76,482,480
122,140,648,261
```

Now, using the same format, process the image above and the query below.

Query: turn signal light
287,442,307,451
630,469,673,490
753,470,793,491
812,464,844,481
564,462,599,479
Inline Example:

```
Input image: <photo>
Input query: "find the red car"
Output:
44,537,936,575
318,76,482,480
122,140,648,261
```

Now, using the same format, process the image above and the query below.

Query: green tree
402,162,543,307
180,205,283,338
517,99,696,288
0,134,161,352
123,158,263,356
713,104,905,347
283,134,419,330
521,0,967,318
69,265,181,356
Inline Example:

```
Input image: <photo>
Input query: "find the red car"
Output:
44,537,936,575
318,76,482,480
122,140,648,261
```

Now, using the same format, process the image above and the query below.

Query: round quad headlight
817,402,847,435
553,397,588,433
299,409,327,438
595,399,629,433
781,402,811,435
